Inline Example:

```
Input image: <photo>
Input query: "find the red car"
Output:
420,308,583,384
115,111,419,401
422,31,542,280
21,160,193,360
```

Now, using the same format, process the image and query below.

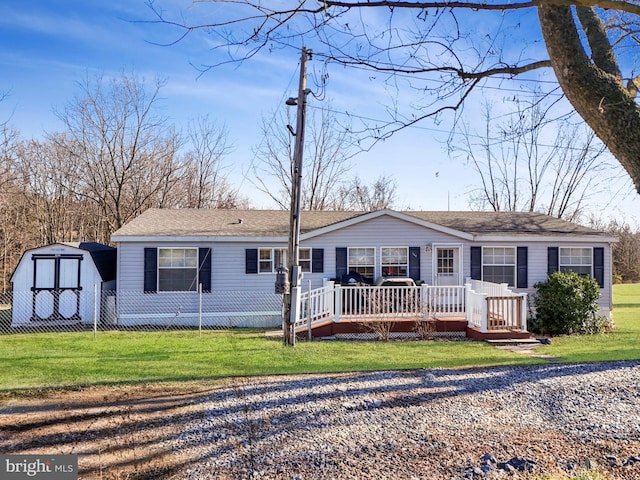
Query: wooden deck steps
484,338,541,346
466,325,533,341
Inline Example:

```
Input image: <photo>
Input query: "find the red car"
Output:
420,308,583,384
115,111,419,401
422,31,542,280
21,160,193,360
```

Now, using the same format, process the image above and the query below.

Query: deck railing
465,282,528,333
422,285,466,317
338,284,423,319
296,280,528,335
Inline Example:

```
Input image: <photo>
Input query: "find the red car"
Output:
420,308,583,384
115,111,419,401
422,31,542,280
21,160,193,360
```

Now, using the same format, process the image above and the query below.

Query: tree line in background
0,73,399,289
1,71,639,289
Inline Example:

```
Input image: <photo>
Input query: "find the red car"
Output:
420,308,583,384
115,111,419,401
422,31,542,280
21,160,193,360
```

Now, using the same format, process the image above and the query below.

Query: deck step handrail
297,283,335,330
466,286,528,333
466,278,517,297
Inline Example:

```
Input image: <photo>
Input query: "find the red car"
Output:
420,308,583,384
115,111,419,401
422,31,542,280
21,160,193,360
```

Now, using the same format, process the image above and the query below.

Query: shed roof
111,208,613,241
71,242,117,282
11,242,117,284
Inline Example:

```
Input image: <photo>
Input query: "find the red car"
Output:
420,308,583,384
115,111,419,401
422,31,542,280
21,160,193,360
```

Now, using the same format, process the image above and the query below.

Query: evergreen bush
531,271,610,335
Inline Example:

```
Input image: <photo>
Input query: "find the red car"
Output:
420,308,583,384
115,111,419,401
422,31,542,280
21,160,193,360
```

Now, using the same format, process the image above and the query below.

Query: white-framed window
482,247,516,286
299,248,311,273
381,247,408,277
437,248,455,274
259,248,312,273
158,248,198,291
259,248,286,273
559,247,592,276
348,247,375,280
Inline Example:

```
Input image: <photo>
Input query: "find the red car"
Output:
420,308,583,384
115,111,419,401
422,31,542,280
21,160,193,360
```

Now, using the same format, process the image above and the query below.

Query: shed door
31,255,82,322
434,246,461,286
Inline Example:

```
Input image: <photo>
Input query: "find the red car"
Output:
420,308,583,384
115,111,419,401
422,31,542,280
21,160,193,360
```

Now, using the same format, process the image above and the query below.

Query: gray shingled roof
110,208,611,239
111,209,361,238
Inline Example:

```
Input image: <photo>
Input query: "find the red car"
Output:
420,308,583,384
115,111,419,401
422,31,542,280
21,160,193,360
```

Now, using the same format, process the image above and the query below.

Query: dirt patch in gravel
0,383,219,479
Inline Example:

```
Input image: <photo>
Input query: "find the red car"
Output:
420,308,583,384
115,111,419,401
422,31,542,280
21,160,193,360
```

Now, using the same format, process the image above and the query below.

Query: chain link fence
1,289,283,334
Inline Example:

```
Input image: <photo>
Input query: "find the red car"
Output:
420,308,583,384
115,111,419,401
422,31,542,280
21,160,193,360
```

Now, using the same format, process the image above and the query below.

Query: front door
434,246,461,286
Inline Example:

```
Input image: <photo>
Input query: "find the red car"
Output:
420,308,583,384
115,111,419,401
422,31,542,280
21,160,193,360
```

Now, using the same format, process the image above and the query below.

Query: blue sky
1,1,638,226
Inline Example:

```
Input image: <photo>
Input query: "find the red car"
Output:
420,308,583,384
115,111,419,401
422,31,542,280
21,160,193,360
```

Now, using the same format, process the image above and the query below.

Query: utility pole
282,47,311,346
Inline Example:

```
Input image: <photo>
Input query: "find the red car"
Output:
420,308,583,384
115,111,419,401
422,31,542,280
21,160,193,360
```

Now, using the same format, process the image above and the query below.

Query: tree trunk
538,5,640,193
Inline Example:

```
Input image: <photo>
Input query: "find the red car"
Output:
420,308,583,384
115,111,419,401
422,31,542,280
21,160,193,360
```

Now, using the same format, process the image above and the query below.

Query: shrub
531,271,607,335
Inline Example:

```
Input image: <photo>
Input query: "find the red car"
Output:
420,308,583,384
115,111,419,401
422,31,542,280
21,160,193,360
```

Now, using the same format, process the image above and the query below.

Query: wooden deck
291,281,531,341
303,318,460,338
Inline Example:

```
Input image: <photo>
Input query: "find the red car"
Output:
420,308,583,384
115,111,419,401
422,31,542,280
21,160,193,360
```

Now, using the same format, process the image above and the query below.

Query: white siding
463,241,614,319
304,215,461,287
116,214,615,320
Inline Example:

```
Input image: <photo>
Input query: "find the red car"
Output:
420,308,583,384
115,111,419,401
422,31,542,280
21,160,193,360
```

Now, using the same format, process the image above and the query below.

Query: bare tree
609,221,640,283
0,124,18,190
253,104,354,210
0,122,33,290
455,97,610,221
147,1,640,193
590,217,640,283
176,116,243,209
17,137,84,244
55,72,184,235
331,174,397,211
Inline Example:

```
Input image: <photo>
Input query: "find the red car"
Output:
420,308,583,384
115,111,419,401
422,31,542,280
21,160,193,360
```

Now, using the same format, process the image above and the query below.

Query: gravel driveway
2,361,639,479
172,361,640,479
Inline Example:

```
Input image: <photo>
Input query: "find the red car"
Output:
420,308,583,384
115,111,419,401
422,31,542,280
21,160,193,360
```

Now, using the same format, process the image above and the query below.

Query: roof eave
110,235,287,243
474,234,619,243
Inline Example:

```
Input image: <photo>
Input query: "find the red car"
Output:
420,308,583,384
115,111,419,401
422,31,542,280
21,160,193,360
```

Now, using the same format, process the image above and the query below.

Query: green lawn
0,332,540,392
0,284,638,392
539,283,640,362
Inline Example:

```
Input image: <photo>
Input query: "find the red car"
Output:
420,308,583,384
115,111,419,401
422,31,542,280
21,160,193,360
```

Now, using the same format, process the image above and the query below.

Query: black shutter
199,248,212,292
470,246,482,280
548,247,559,276
245,249,258,274
516,246,528,289
593,247,605,288
143,248,157,293
409,246,421,281
336,247,347,279
312,248,324,273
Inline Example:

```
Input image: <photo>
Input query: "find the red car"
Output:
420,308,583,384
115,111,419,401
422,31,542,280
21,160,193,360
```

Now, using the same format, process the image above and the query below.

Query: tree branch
322,0,640,16
627,74,640,97
575,6,621,78
458,60,552,79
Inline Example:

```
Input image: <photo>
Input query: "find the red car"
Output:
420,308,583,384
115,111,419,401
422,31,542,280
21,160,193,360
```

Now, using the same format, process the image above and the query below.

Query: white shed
10,242,116,327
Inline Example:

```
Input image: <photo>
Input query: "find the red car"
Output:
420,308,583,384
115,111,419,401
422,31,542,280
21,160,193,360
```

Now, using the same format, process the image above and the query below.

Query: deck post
421,284,429,322
464,283,472,325
481,294,488,333
520,293,528,332
334,284,341,323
